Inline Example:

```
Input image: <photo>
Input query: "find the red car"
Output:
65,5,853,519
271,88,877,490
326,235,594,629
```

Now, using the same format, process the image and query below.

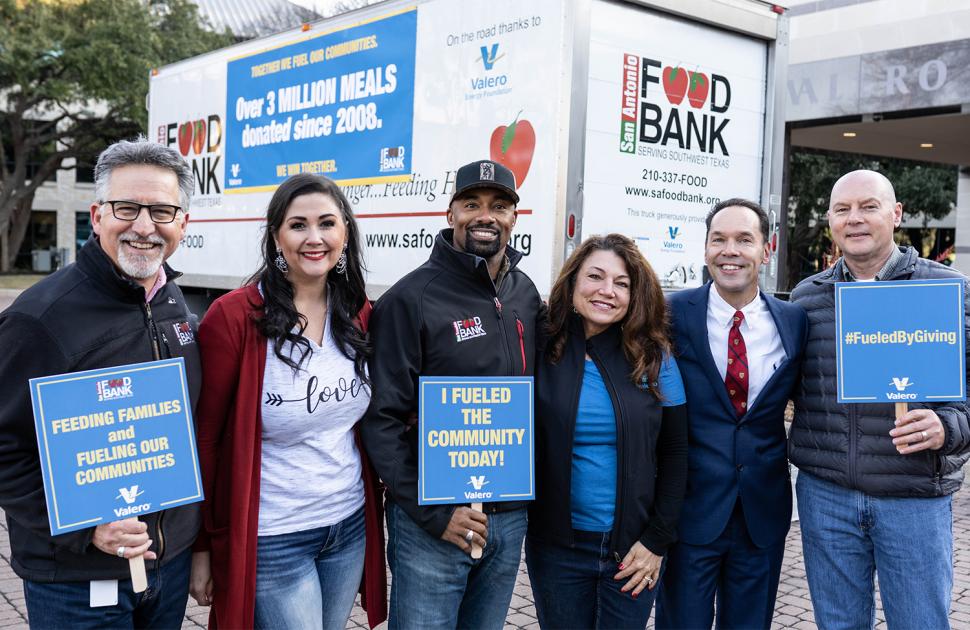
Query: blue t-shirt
570,355,685,532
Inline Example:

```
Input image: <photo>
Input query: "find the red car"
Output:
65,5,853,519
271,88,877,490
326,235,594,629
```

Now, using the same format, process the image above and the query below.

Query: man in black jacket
790,169,970,629
0,138,202,628
362,159,543,630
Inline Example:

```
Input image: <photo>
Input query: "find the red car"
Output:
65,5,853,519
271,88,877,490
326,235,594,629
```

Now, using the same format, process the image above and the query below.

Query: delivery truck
148,0,789,299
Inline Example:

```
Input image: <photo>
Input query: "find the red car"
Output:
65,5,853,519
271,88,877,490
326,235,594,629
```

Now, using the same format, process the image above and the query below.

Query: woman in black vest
526,234,688,629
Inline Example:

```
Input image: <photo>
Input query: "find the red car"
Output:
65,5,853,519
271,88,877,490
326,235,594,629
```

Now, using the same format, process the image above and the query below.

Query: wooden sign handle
129,556,147,593
895,402,908,421
471,502,483,559
129,516,147,593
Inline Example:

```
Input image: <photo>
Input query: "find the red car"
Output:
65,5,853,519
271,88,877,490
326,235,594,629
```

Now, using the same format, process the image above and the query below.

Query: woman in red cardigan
188,173,387,629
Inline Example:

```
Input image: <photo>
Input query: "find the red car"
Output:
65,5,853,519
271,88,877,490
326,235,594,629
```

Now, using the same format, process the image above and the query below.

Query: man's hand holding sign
93,517,156,561
442,507,489,555
891,408,947,454
419,377,534,558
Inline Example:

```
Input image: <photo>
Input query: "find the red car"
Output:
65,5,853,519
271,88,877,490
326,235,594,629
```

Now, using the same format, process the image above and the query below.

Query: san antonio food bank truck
148,0,789,299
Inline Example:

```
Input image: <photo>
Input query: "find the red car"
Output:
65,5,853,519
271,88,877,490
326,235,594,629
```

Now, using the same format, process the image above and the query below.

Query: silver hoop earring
335,244,348,276
274,249,288,273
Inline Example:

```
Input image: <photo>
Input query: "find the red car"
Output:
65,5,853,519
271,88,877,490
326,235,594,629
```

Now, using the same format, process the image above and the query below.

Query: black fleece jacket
0,237,201,582
361,229,544,538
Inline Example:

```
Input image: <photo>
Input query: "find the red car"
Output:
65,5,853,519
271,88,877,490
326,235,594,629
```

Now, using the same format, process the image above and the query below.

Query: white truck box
148,0,788,296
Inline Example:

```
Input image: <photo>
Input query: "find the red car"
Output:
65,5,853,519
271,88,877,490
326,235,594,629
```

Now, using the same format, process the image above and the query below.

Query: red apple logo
489,111,535,188
192,120,206,155
687,71,709,108
177,122,193,156
662,66,688,105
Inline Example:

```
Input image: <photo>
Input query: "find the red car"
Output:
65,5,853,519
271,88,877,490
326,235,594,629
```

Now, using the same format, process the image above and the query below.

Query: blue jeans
386,501,526,630
24,547,191,630
525,531,660,630
254,507,365,630
796,471,953,630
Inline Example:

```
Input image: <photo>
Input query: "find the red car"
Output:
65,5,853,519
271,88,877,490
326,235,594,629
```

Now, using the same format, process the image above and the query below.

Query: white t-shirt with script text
258,313,369,536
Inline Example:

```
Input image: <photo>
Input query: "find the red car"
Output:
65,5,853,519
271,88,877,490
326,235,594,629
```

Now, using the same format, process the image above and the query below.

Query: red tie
725,310,748,417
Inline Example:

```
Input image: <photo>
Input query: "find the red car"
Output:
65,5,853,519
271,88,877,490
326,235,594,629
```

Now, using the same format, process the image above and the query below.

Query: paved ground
1,485,969,629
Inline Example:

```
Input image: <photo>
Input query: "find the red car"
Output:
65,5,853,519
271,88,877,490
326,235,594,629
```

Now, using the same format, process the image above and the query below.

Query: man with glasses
0,137,202,628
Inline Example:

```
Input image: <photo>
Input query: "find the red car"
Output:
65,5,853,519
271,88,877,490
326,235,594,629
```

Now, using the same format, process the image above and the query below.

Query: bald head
830,170,897,211
827,169,903,279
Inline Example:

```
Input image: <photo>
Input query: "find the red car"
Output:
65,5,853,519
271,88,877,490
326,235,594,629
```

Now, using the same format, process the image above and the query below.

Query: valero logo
618,54,733,156
887,376,916,400
465,475,493,499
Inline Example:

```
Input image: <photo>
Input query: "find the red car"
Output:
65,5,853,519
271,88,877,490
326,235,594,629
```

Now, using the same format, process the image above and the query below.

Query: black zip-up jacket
361,229,543,538
790,246,970,495
0,236,202,582
528,317,688,557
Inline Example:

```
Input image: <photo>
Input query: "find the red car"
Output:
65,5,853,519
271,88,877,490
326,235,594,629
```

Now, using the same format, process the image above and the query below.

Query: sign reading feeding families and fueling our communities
418,377,534,505
29,359,202,535
835,279,966,403
582,2,768,289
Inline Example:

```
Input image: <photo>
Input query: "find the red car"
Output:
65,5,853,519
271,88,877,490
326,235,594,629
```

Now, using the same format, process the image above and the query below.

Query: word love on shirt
264,375,368,413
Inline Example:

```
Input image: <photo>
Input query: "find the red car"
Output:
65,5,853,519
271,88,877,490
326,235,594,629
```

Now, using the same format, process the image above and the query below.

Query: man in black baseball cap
446,159,520,280
362,157,541,628
450,159,520,205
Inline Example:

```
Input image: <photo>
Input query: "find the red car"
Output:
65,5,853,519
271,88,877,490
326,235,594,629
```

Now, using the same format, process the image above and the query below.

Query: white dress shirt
706,285,787,409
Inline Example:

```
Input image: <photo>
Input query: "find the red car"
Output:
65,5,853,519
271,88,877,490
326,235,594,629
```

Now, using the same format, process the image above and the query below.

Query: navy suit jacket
668,283,807,548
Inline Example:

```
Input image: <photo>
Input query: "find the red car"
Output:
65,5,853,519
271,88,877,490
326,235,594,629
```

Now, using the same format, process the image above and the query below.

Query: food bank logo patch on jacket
173,321,195,346
453,316,487,342
97,377,133,402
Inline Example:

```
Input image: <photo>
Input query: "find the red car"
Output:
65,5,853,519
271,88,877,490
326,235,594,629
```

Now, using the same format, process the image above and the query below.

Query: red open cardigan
194,284,387,629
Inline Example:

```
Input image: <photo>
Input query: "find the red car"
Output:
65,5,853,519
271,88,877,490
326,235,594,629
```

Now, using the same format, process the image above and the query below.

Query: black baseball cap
450,159,519,205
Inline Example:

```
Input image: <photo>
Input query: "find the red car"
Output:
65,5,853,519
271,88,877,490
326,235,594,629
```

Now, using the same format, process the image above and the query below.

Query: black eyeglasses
103,200,182,224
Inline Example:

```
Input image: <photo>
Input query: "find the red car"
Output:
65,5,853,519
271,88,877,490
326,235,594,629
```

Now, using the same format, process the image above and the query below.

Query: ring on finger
921,430,929,441
464,529,475,544
116,546,126,558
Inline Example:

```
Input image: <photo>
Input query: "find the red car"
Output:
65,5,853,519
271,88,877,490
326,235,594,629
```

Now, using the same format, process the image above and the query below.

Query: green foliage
0,0,230,128
786,148,956,289
0,0,232,268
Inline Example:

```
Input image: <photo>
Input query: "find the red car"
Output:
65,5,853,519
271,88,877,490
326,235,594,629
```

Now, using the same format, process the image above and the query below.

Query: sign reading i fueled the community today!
835,279,967,404
418,377,534,505
29,358,203,536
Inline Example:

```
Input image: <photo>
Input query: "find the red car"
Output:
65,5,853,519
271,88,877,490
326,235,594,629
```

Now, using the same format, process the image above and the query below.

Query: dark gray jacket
789,246,970,496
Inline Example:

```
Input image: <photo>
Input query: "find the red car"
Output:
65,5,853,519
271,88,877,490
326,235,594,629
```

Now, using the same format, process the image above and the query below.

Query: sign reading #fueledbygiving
835,279,966,403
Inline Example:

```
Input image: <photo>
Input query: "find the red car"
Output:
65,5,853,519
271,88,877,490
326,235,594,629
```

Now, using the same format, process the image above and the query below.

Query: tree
0,0,231,271
786,148,956,290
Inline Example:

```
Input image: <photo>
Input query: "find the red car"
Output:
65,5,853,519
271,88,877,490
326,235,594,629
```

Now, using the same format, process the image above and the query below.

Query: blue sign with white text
418,377,534,505
835,279,966,403
29,359,202,535
224,8,416,190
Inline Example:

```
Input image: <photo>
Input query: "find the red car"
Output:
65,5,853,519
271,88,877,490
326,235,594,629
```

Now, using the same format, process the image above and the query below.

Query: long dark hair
247,173,370,381
546,234,670,391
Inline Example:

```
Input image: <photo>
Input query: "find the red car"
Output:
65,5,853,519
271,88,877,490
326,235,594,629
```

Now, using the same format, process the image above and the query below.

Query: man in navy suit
656,198,807,629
